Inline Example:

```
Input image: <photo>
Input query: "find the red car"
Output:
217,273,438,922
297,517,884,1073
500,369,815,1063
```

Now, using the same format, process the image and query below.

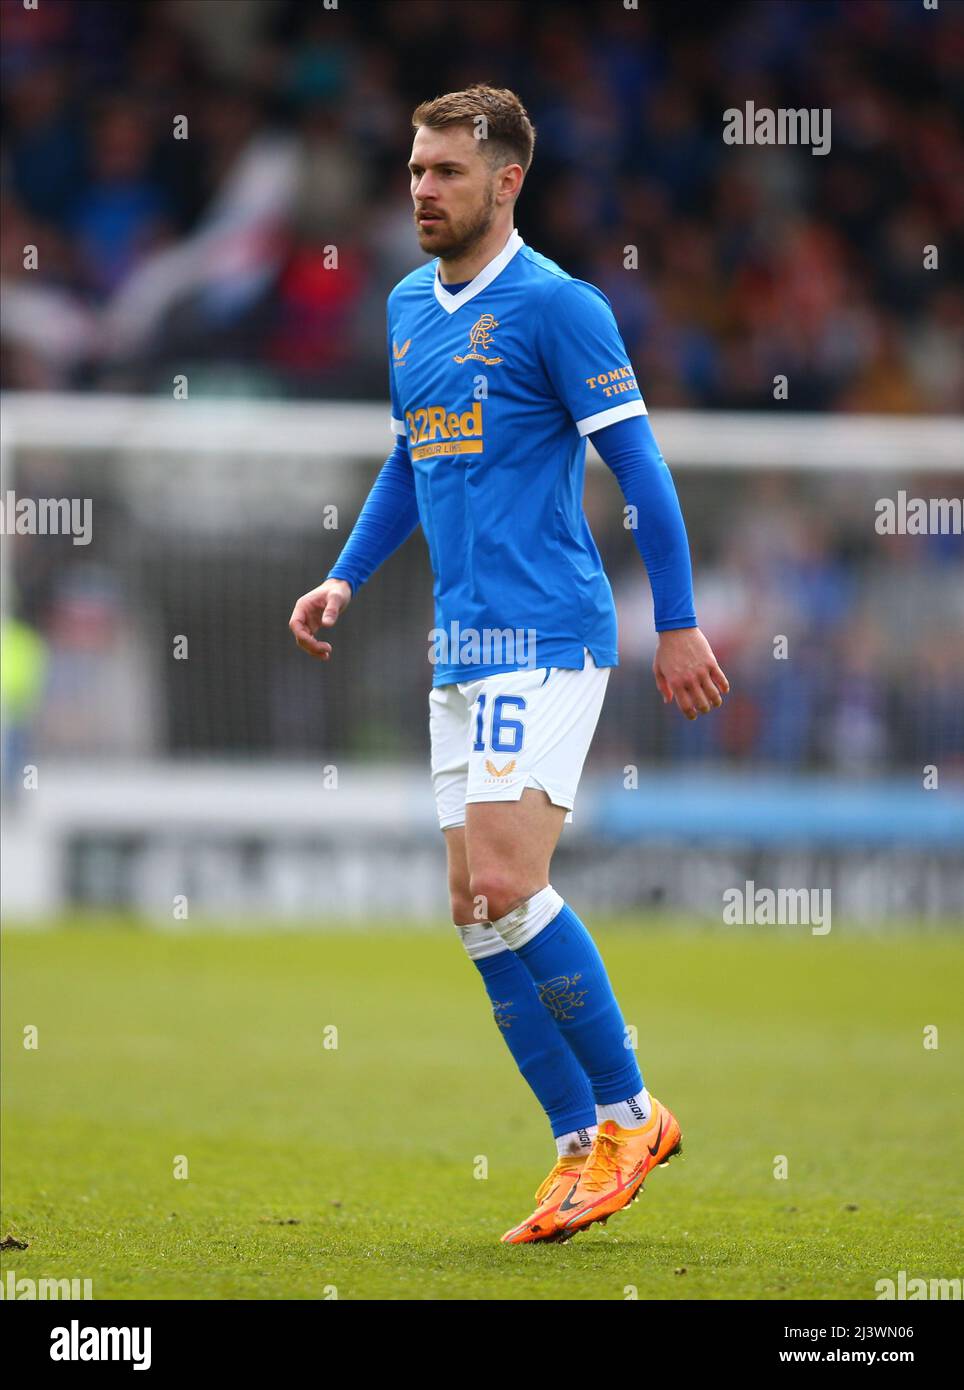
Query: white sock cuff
555,1124,598,1157
492,885,565,952
456,919,509,961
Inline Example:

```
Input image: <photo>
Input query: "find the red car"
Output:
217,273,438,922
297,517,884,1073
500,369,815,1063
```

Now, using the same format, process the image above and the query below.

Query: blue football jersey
386,228,647,687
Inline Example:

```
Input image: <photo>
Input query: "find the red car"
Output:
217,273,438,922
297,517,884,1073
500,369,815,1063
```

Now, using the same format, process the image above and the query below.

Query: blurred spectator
68,95,173,300
0,612,49,795
0,0,959,406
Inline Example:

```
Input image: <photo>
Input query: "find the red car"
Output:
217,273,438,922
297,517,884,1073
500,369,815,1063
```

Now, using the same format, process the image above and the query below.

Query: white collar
433,228,524,314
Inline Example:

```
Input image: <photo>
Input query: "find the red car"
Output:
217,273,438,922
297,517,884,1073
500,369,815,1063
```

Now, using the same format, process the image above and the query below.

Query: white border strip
2,395,961,470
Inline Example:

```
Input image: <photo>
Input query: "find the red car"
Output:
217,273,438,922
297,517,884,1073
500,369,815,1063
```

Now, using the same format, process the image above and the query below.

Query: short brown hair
411,84,536,174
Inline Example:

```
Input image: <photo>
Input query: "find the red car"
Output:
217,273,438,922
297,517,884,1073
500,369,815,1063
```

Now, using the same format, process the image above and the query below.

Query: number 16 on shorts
472,693,527,754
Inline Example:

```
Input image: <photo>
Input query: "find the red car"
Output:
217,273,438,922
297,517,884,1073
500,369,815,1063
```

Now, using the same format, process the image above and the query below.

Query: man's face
408,124,499,260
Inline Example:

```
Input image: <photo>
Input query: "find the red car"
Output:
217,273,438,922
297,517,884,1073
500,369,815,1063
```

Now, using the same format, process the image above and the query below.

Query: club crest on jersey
454,313,503,366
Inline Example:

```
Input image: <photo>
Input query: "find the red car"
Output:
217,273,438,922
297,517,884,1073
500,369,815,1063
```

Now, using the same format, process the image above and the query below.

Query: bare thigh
463,787,568,923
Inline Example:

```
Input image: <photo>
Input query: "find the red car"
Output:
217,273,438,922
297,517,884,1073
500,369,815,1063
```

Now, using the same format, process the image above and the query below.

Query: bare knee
450,889,480,926
468,870,530,925
448,862,480,926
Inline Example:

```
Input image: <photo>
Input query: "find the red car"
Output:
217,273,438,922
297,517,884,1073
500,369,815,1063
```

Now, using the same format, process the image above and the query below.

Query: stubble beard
417,184,497,261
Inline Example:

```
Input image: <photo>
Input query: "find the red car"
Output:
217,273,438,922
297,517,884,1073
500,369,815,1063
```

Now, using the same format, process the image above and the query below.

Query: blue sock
511,901,643,1104
471,944,597,1139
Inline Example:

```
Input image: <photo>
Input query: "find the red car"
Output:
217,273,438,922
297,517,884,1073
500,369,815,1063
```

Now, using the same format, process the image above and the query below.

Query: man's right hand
288,578,352,660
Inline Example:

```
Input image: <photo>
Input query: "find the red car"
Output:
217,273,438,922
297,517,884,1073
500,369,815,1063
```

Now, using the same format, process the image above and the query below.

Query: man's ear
500,164,524,203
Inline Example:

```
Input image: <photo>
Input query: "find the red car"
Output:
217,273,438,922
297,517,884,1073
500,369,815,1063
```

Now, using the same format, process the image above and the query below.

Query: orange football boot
500,1152,590,1244
554,1097,682,1238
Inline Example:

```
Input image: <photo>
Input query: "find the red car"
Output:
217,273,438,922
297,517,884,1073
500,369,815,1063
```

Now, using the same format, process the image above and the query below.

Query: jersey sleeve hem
576,399,647,437
390,416,407,436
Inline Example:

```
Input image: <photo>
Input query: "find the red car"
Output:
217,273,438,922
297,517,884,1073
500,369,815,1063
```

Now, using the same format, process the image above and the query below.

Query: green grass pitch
2,920,961,1300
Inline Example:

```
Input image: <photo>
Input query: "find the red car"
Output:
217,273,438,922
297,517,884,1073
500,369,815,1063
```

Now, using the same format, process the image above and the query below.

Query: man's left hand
653,627,729,721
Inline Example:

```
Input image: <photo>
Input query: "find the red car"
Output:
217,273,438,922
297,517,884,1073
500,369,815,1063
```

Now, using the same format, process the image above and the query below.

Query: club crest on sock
491,999,517,1031
537,973,587,1021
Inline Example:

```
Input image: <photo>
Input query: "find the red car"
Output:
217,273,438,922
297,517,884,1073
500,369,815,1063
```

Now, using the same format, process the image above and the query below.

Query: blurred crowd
2,0,961,409
4,454,962,776
604,473,964,773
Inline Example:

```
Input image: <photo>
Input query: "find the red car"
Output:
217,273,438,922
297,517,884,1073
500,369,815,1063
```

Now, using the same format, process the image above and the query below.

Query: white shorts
429,648,611,831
